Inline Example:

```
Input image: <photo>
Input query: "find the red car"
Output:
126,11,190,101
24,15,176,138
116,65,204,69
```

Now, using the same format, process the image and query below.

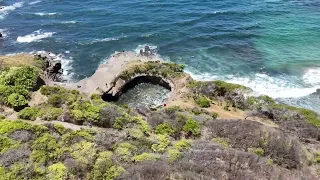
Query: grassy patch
248,147,265,157
211,137,229,148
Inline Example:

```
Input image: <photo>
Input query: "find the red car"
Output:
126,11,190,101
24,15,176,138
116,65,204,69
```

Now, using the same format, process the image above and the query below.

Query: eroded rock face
35,52,63,82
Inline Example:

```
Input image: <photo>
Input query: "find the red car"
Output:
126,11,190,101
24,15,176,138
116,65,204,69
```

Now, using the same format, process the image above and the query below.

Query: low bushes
18,107,39,120
211,137,229,148
37,107,62,121
0,66,40,109
132,153,160,163
248,147,265,157
155,123,175,136
7,93,28,110
183,119,201,137
194,96,211,108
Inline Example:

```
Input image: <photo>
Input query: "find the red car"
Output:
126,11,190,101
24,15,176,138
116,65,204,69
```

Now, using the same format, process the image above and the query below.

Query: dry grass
0,54,41,68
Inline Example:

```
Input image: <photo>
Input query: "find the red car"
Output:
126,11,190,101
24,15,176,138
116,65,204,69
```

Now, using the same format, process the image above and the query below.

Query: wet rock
34,52,64,82
0,32,2,38
313,89,320,95
144,45,152,56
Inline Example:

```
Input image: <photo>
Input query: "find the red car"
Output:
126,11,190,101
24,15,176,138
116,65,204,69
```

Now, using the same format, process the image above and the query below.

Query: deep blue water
1,0,320,111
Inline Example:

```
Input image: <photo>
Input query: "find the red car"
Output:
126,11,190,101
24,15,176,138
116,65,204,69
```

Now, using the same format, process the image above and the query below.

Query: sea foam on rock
34,52,64,82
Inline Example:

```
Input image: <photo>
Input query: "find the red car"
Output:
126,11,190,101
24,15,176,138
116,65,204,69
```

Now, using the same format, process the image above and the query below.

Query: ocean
1,0,320,111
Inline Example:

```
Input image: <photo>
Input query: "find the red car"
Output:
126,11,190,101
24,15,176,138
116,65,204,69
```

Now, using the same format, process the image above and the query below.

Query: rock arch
102,75,173,102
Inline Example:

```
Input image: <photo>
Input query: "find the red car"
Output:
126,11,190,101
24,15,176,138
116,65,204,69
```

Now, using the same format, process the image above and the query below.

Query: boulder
34,52,64,82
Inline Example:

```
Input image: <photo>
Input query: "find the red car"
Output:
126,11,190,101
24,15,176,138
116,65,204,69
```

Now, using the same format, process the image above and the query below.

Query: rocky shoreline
34,52,64,83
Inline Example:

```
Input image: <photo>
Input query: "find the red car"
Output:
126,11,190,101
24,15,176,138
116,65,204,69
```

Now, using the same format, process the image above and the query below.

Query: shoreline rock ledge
34,52,64,82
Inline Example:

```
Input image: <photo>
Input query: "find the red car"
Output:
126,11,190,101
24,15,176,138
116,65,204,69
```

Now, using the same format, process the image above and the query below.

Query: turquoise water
1,0,320,111
117,83,170,108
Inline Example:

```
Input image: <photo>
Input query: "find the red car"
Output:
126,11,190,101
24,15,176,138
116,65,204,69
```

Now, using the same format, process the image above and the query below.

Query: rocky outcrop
35,52,63,82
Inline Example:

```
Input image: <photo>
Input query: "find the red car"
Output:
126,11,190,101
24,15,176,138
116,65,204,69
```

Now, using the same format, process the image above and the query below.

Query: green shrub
0,120,35,135
183,119,201,136
92,151,114,180
114,115,150,134
179,64,185,70
132,153,160,163
84,105,101,122
128,128,144,139
151,134,170,153
54,124,67,135
37,107,62,121
70,141,97,167
90,94,101,100
0,136,19,153
267,158,273,166
211,137,229,148
61,129,94,145
191,108,202,115
173,139,192,151
104,165,124,180
211,112,219,119
0,66,39,90
40,86,66,96
213,80,249,96
18,107,39,120
248,147,264,156
114,142,137,162
165,106,181,113
31,133,59,163
298,108,320,128
314,152,320,163
47,162,67,180
168,149,181,162
0,85,29,105
7,93,28,108
194,96,210,108
71,110,84,121
155,123,175,135
48,94,65,107
11,85,30,98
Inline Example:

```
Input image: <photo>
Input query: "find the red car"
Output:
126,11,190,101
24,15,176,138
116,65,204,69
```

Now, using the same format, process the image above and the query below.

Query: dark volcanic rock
35,52,64,82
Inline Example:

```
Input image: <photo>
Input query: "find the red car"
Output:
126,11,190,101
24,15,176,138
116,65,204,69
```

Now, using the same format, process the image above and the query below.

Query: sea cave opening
102,76,172,108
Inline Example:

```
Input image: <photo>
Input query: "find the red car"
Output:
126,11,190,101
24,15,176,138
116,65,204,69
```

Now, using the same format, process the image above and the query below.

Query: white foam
34,12,57,16
0,28,8,37
92,37,119,43
188,70,320,98
303,68,320,86
29,0,42,5
0,2,24,19
134,44,158,54
17,30,55,43
228,74,320,98
61,21,76,24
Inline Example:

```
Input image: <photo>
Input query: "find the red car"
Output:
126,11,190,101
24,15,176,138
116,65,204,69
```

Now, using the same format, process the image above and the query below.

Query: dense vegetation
1,57,320,179
0,65,41,110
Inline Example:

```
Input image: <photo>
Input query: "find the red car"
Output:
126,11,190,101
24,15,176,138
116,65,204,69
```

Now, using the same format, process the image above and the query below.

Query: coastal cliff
1,52,320,180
